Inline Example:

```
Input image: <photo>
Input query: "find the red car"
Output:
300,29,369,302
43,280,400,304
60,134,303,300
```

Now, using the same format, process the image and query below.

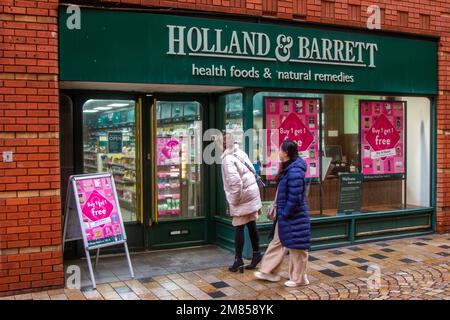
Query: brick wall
0,0,448,297
0,0,62,296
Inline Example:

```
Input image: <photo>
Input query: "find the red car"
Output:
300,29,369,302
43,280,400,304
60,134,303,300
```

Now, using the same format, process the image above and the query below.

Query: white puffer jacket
221,145,262,217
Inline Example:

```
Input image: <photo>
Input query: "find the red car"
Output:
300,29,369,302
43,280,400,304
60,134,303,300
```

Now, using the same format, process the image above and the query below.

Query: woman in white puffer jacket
220,133,262,273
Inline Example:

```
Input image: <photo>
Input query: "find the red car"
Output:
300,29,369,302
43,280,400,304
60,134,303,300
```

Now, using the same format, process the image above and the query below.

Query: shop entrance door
143,95,212,250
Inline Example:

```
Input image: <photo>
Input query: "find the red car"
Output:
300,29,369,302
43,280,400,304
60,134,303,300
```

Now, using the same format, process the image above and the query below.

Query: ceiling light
94,107,113,111
83,109,99,113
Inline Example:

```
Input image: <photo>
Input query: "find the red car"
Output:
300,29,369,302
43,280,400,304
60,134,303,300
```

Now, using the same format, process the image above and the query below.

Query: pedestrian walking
219,132,263,272
254,140,311,287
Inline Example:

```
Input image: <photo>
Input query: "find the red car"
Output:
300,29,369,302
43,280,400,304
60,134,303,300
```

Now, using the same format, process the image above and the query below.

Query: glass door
80,96,145,252
82,99,141,223
146,96,208,250
155,101,203,220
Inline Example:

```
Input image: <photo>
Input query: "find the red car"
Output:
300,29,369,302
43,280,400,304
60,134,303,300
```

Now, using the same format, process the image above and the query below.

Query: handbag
267,186,279,221
232,153,266,189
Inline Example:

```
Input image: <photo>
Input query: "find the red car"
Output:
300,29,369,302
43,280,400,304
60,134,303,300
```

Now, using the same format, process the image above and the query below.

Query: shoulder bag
232,153,266,189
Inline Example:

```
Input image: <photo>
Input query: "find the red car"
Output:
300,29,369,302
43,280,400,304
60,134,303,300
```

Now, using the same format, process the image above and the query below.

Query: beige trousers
260,223,309,284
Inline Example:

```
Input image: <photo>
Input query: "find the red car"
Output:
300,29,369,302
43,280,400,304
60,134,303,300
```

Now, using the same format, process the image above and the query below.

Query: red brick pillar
0,0,63,296
436,36,450,234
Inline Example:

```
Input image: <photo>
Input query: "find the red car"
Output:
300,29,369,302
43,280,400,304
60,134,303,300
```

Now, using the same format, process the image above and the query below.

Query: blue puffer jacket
276,157,311,250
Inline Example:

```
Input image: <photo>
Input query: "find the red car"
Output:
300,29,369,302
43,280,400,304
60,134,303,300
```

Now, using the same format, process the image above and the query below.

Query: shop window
251,92,431,221
253,92,321,223
322,95,378,215
324,95,430,214
155,101,203,220
321,95,365,216
82,99,139,223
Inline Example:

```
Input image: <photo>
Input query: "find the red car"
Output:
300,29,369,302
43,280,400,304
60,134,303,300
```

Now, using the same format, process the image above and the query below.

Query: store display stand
62,173,135,289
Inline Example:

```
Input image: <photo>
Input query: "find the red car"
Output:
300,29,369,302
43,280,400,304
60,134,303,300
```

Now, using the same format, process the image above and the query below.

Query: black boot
228,257,244,273
245,251,263,270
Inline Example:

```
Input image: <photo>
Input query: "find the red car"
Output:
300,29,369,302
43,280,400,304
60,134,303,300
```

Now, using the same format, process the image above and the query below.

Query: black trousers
234,221,260,259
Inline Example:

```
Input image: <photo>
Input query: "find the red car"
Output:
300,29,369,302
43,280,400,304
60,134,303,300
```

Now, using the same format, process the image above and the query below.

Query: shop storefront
59,7,437,257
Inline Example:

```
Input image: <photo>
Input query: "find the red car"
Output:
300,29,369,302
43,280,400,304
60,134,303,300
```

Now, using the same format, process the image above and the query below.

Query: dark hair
281,140,299,160
276,140,299,183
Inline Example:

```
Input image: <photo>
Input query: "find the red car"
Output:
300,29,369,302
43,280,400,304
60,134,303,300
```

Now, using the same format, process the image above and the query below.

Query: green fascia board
59,7,438,95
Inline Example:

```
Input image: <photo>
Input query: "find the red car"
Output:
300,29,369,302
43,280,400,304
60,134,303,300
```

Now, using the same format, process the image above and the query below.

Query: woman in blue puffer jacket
255,140,311,287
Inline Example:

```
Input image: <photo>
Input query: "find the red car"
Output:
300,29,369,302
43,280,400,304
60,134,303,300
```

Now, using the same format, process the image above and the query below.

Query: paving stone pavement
2,234,449,300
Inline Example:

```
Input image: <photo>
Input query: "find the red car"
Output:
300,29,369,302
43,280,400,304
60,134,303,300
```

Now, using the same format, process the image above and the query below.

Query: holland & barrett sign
59,8,437,94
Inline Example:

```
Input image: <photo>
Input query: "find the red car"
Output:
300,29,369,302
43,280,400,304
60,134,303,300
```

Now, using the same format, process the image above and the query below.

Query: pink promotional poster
265,97,320,180
360,100,406,176
157,137,181,165
75,176,124,248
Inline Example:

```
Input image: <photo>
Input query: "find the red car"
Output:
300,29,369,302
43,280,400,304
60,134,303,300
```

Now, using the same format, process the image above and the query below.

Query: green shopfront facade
59,7,438,258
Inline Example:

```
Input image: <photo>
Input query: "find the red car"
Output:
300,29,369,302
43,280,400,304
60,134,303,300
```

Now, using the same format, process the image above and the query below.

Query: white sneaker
254,271,281,282
284,280,299,287
284,275,310,288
